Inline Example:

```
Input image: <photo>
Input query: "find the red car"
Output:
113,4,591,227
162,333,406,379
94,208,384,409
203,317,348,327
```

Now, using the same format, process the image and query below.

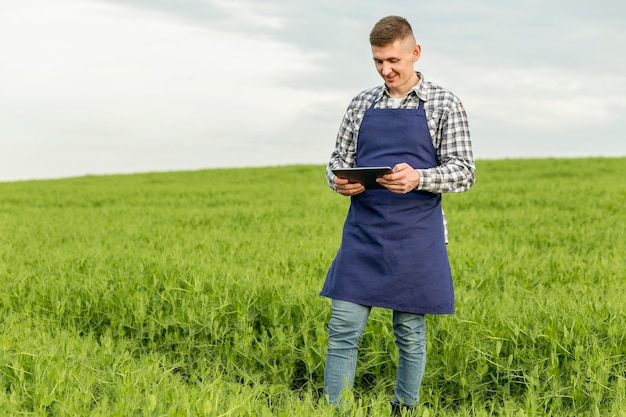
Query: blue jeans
323,299,426,407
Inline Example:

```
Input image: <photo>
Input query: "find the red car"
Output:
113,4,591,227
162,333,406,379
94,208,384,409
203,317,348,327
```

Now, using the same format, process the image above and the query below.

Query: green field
0,158,624,416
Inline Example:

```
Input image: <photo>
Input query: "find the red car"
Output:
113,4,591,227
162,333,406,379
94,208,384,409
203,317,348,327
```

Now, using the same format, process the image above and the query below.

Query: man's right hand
334,177,365,196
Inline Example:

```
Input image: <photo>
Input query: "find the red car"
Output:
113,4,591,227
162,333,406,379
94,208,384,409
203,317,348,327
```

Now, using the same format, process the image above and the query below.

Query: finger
338,182,363,195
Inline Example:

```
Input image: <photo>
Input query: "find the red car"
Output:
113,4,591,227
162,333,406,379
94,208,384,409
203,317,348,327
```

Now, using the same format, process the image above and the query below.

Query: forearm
417,98,476,193
325,160,340,191
416,156,475,193
326,114,358,191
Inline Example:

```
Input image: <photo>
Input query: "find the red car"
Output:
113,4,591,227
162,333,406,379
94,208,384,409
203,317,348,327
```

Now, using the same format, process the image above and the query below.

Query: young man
320,16,475,415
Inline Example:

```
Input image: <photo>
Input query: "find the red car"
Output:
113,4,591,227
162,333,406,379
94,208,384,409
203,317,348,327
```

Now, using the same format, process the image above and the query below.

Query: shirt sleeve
325,107,358,191
416,96,476,194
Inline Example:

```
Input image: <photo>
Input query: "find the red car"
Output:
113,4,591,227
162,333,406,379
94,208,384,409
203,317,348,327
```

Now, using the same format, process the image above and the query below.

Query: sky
1,0,625,182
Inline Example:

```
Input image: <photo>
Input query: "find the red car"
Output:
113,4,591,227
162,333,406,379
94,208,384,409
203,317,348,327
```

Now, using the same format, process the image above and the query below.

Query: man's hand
334,176,365,196
377,163,420,194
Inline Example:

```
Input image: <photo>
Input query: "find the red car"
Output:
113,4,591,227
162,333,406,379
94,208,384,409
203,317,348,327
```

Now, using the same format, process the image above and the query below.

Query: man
320,16,475,415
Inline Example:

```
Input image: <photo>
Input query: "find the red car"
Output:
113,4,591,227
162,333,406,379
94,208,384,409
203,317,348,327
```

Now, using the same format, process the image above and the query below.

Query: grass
0,157,624,416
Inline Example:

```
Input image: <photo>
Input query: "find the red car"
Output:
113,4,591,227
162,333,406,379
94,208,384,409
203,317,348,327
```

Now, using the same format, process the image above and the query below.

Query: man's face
371,37,421,97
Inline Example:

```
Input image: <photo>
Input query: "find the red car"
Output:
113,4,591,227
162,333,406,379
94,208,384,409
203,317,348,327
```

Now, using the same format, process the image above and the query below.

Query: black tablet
332,166,393,189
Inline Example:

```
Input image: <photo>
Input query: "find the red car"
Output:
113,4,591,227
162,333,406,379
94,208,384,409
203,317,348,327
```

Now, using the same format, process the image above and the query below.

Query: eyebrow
373,57,400,62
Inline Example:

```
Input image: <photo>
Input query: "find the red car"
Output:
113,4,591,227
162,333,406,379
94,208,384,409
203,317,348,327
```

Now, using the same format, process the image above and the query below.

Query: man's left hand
376,163,420,194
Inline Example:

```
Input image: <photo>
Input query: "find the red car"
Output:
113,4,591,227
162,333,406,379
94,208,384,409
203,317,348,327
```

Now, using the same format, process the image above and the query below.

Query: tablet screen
331,167,392,189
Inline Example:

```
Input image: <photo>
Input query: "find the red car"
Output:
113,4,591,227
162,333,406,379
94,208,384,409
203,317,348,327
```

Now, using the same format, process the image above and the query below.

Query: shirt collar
380,71,428,102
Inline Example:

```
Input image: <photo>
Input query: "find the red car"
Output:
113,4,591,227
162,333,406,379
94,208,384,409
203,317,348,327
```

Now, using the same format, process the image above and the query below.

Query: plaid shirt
326,72,476,240
326,72,475,192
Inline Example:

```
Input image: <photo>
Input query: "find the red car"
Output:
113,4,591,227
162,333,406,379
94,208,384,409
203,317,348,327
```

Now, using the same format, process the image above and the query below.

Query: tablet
332,166,392,189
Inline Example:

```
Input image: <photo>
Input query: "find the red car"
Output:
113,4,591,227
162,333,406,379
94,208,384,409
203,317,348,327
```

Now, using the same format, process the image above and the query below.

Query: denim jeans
323,299,426,407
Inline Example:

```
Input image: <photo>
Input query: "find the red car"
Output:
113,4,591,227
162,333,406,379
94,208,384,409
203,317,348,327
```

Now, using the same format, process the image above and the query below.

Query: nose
381,62,393,76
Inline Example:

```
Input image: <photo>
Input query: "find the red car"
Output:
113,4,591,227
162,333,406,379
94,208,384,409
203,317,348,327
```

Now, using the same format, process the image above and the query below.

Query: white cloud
208,0,284,30
0,0,345,180
421,55,626,130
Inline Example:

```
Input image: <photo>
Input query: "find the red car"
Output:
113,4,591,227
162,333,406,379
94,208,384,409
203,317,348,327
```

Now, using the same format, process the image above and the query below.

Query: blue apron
320,99,454,314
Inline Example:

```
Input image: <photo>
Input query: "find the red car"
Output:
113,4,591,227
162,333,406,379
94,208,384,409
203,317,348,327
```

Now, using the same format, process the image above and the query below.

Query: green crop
0,158,624,416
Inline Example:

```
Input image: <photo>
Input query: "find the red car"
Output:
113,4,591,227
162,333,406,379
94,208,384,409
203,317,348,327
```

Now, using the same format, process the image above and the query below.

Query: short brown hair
369,16,415,47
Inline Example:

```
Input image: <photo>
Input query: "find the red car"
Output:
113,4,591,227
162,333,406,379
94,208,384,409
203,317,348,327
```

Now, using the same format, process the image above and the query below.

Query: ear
412,44,421,63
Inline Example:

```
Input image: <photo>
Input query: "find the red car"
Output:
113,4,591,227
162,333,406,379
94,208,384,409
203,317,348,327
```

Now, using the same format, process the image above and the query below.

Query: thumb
393,162,410,172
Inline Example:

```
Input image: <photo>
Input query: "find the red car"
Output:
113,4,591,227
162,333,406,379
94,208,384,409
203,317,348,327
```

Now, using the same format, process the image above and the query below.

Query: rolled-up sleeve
325,109,357,191
416,96,475,194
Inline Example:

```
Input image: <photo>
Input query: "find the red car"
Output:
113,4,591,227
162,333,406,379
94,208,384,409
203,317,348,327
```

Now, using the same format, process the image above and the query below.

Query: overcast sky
1,0,625,182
